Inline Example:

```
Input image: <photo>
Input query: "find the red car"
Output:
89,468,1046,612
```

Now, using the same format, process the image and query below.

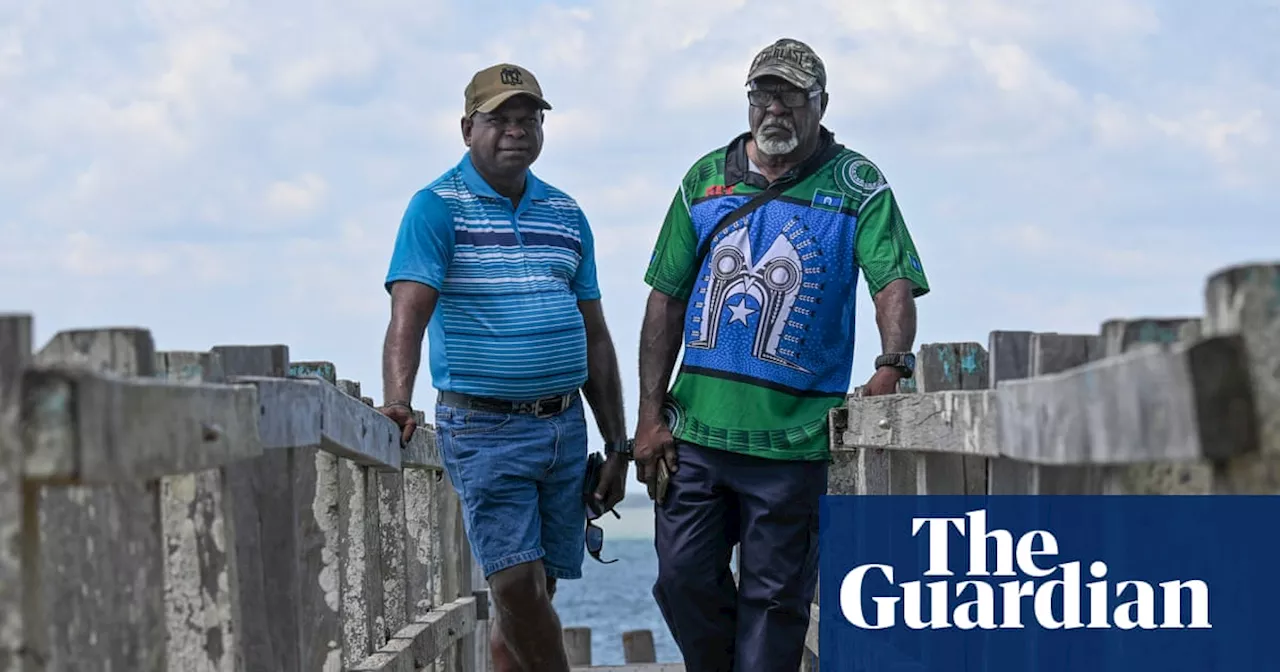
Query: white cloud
61,232,173,278
968,40,1078,106
265,173,328,217
1149,108,1270,165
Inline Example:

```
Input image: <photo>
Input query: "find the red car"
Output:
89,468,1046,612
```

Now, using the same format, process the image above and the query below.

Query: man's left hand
593,453,629,512
861,366,903,396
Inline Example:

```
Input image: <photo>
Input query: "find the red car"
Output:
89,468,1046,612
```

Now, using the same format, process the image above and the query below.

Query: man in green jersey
635,38,929,671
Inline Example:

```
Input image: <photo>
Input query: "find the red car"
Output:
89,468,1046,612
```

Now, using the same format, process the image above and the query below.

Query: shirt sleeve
854,185,930,298
642,182,700,301
571,209,602,301
384,189,454,293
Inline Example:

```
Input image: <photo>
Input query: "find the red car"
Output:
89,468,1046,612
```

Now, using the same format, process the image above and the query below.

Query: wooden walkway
0,259,1274,671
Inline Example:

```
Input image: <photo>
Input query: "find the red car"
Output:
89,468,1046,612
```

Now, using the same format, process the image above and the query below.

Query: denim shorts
434,393,589,580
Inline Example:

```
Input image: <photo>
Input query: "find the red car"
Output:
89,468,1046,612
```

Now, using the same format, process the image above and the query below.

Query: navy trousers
652,440,827,672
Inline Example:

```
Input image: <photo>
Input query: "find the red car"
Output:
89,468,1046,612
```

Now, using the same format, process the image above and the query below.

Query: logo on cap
500,67,523,86
463,63,552,117
747,38,826,90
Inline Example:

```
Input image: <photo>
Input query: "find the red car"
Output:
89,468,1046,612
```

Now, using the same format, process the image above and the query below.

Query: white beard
756,133,799,155
755,119,800,156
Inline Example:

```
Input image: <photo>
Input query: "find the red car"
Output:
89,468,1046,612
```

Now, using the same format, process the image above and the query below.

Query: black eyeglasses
747,88,820,108
586,508,619,564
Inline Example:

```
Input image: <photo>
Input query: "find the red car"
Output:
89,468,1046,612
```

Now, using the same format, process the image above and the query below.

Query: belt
437,390,575,418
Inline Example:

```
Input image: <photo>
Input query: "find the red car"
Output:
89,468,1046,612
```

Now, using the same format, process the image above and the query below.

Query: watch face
904,353,916,369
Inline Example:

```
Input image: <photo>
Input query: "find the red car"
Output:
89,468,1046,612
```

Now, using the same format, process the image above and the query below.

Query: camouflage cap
745,38,827,91
464,63,552,117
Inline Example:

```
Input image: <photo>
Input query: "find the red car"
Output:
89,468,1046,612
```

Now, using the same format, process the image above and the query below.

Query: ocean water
554,538,683,666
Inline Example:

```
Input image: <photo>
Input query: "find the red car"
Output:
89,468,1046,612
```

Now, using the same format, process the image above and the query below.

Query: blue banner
818,495,1280,671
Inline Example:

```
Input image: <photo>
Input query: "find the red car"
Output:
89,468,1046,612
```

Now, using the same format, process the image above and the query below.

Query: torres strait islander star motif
727,299,756,325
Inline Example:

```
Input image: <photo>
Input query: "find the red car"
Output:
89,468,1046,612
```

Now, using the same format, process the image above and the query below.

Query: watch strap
874,352,916,379
604,439,634,459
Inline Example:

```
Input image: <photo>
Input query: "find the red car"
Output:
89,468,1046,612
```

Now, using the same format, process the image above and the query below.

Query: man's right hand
378,403,417,445
633,416,677,493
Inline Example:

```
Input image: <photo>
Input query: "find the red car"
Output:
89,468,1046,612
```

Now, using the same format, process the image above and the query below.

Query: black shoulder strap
693,141,843,272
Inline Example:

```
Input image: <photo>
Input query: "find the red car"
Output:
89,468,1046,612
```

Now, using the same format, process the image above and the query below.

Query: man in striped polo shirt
379,63,630,672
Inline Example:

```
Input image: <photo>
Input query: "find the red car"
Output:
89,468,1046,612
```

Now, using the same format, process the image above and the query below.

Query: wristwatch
604,439,634,460
874,352,916,379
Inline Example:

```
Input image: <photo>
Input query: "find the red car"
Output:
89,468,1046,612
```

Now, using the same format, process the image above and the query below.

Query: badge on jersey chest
811,188,845,212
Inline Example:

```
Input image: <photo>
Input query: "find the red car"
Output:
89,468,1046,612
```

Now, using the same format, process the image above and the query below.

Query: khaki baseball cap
464,63,552,117
745,38,827,91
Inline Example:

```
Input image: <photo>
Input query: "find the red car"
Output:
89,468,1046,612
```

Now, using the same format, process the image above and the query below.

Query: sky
3,0,1279,539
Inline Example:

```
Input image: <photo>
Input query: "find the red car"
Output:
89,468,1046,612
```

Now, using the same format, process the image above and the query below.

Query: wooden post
915,342,990,495
378,470,409,639
986,330,1036,494
987,332,1102,494
0,315,32,671
402,412,438,624
471,559,491,672
287,361,345,672
1204,263,1280,455
31,328,168,671
335,378,384,667
622,629,656,663
400,405,442,671
562,627,591,667
1101,317,1201,356
155,350,242,672
454,503,478,672
828,388,891,497
884,348,921,496
433,458,479,672
825,394,888,496
1029,333,1104,494
1095,319,1214,494
212,344,302,672
1204,263,1280,493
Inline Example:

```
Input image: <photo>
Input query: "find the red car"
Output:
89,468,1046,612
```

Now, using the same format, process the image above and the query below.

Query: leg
731,456,827,672
488,563,568,672
433,401,570,672
491,395,588,672
490,577,559,672
652,441,739,672
491,610,515,672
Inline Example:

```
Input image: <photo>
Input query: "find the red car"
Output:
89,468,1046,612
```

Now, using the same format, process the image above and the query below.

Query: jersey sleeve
571,209,603,301
853,185,930,298
643,180,700,301
384,189,455,293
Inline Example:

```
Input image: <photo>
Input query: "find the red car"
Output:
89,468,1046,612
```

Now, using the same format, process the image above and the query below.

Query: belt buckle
533,395,563,418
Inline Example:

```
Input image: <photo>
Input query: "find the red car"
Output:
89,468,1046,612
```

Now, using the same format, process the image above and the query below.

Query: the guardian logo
839,509,1211,631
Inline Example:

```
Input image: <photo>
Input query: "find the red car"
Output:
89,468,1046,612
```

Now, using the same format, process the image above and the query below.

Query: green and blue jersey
645,128,930,461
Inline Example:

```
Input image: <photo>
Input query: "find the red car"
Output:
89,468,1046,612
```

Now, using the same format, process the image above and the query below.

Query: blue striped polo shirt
385,153,601,402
